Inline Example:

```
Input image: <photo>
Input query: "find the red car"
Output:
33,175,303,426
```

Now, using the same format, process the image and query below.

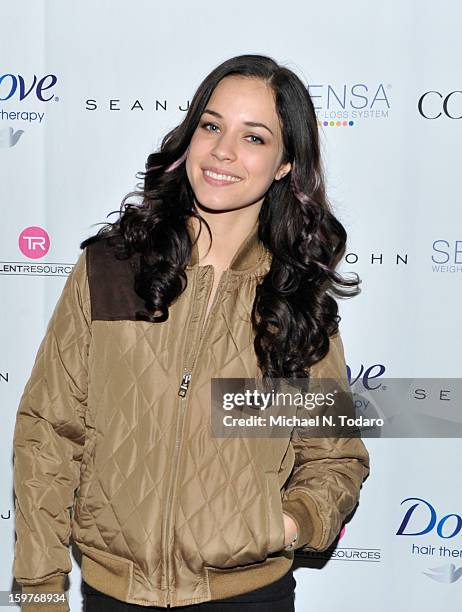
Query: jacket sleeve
281,331,370,551
12,251,91,611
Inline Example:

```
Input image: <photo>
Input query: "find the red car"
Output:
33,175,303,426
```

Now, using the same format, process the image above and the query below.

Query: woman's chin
192,196,243,214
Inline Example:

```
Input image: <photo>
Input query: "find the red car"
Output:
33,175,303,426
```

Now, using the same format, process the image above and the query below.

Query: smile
203,169,242,185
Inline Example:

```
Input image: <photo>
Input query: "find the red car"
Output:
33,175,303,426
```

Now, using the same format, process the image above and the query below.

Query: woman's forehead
206,77,280,130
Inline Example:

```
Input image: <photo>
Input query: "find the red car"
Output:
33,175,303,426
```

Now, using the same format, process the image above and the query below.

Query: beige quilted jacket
12,220,370,609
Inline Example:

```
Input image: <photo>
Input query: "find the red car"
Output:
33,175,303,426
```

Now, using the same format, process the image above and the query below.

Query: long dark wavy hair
81,53,360,380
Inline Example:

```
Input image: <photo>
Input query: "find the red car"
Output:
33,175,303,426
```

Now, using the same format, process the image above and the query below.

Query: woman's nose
210,134,237,161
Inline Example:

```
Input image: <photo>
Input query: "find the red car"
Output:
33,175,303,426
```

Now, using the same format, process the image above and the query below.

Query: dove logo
0,127,24,148
423,563,462,584
0,73,58,102
397,497,462,539
18,227,50,259
347,363,386,390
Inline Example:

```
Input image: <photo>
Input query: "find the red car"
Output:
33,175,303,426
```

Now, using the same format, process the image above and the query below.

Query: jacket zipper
164,265,228,606
177,267,228,397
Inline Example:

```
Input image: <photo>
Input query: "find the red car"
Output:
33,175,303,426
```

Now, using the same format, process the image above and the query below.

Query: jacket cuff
282,491,324,549
20,575,68,612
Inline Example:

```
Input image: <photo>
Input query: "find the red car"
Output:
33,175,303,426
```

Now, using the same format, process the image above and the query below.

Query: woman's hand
282,512,298,547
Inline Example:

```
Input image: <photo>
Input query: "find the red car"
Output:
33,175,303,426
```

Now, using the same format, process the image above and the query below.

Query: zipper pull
178,371,192,397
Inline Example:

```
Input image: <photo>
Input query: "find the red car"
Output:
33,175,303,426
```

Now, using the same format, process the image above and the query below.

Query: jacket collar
186,218,271,273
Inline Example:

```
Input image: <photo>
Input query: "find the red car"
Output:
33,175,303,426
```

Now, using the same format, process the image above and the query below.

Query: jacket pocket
176,467,270,571
74,427,99,524
265,472,286,555
79,429,96,489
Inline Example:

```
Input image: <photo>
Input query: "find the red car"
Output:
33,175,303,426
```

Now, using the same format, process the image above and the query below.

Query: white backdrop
2,1,461,610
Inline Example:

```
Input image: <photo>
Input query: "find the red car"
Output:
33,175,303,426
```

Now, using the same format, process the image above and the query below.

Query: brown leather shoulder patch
85,238,145,321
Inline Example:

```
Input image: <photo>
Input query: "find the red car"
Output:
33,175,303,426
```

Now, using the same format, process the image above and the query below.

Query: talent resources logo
18,226,50,258
432,240,462,273
397,496,462,584
418,90,462,120
295,524,382,564
0,227,72,276
0,73,59,131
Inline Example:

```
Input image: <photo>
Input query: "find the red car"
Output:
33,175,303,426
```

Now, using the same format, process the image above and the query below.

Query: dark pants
83,569,296,611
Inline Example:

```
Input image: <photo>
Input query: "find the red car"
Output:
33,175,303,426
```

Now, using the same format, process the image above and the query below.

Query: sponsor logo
344,251,409,266
298,547,381,562
397,497,462,539
423,564,462,584
296,525,382,563
418,91,462,119
0,261,73,276
18,227,50,259
0,228,72,276
432,240,462,273
0,73,58,102
84,82,391,128
0,73,59,131
0,126,24,148
397,496,462,583
347,363,386,390
308,82,391,127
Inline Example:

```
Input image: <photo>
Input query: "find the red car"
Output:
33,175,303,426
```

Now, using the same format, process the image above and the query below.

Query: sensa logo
0,73,58,102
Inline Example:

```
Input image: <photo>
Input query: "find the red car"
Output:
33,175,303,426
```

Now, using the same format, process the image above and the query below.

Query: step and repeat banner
1,1,461,610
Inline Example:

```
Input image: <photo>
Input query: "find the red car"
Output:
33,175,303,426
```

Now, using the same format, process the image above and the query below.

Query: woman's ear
275,161,292,181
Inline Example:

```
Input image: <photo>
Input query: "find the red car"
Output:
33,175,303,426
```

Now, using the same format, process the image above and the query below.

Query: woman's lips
202,169,243,187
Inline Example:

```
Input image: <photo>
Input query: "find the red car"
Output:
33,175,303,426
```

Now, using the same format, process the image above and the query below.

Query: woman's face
186,75,291,213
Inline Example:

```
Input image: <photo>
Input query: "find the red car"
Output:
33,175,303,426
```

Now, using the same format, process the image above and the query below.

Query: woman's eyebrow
202,108,274,136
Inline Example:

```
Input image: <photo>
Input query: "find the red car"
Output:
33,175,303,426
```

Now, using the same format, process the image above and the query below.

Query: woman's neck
188,206,261,269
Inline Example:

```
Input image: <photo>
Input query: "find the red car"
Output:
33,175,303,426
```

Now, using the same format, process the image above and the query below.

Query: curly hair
80,53,360,380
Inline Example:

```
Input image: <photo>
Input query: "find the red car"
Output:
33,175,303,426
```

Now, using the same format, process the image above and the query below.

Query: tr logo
18,227,50,259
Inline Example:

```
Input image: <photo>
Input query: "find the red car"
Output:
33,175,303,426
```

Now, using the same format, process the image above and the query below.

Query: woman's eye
247,135,264,145
201,121,219,132
200,122,264,145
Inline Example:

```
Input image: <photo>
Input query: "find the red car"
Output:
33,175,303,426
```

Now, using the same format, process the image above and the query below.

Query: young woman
12,54,370,612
